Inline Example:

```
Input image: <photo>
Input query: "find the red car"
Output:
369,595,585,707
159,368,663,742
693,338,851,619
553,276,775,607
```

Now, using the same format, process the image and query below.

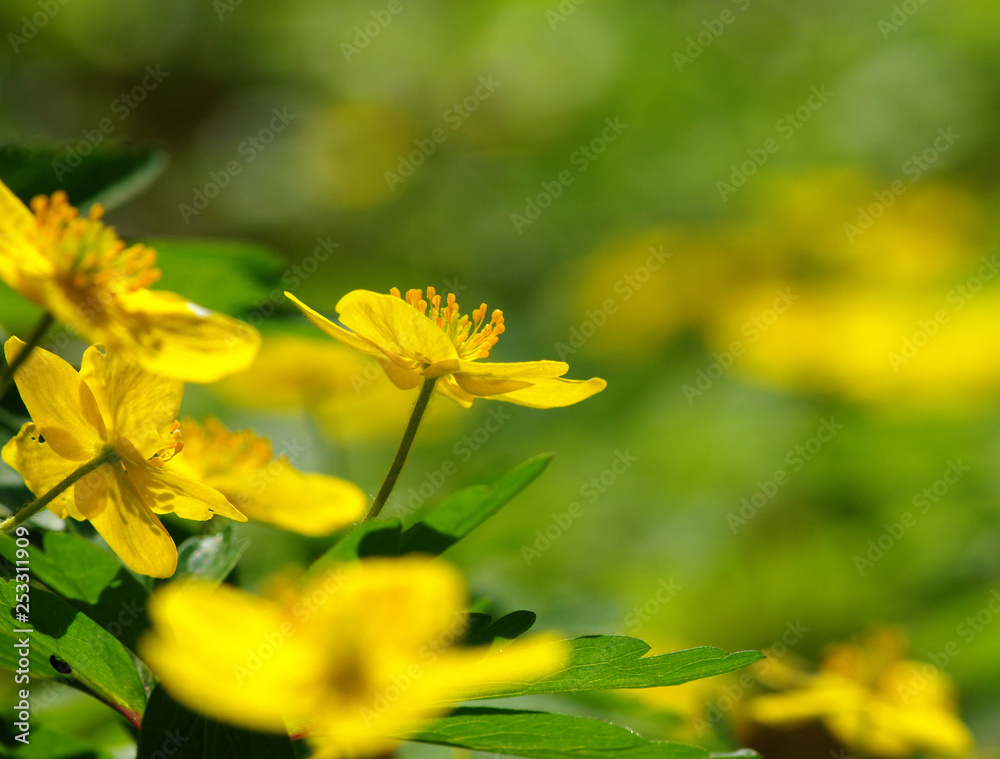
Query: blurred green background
3,0,1000,754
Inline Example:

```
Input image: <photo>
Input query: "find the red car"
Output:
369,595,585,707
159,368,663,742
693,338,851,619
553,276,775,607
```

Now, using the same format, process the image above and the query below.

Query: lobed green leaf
467,636,764,699
410,706,707,759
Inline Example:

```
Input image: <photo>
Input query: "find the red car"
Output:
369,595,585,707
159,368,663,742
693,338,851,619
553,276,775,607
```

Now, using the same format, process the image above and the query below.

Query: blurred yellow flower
1,338,245,577
142,556,568,759
746,629,972,758
706,284,1000,409
286,287,606,408
211,334,457,442
0,182,260,382
165,417,366,536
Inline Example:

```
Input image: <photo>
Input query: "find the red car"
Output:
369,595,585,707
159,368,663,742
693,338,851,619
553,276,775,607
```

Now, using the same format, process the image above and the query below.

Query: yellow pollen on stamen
30,191,162,296
390,286,505,360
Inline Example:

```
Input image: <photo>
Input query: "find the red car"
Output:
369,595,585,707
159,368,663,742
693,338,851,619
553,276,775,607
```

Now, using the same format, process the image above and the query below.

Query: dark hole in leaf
50,655,72,674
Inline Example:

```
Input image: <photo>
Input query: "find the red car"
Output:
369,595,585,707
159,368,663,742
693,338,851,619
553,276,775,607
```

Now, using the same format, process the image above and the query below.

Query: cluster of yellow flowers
0,181,605,756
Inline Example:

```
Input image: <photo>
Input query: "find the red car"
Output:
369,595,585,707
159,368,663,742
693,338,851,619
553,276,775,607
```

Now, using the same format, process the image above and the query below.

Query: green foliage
146,238,285,317
0,580,147,725
0,143,164,211
0,531,148,650
468,636,764,699
411,707,709,759
136,686,296,759
464,610,538,647
400,453,553,553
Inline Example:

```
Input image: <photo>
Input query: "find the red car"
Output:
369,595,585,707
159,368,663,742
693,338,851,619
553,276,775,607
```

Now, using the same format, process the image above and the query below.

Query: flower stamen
391,286,505,360
148,421,185,468
31,191,162,295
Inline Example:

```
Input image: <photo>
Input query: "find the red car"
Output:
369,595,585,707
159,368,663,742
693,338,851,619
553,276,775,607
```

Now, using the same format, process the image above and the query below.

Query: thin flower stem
366,377,438,520
0,311,56,399
0,446,119,533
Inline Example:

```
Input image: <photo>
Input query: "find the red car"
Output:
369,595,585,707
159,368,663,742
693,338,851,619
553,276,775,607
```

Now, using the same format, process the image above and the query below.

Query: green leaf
145,238,285,317
0,579,147,726
0,531,149,651
174,524,250,586
0,143,165,211
136,685,296,759
468,636,764,699
464,610,537,647
410,707,707,759
400,454,552,554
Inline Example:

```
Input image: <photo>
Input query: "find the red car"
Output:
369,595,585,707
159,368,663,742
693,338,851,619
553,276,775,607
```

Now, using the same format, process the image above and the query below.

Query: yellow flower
211,334,459,442
746,629,972,758
1,338,246,577
141,556,568,759
0,182,260,382
285,287,606,408
165,417,366,536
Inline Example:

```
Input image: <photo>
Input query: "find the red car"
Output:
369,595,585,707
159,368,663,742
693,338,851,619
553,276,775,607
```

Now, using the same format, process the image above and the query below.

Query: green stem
0,446,119,533
0,312,56,399
366,377,438,520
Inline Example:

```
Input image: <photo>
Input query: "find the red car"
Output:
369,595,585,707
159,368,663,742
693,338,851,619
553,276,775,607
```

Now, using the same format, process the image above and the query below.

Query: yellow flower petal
284,292,390,361
79,345,183,457
213,463,364,536
117,438,245,522
89,469,177,578
301,557,467,654
434,376,475,408
453,359,569,380
141,581,316,732
112,289,261,383
4,337,107,460
433,634,570,702
492,376,607,408
335,290,458,367
0,181,54,288
1,423,86,519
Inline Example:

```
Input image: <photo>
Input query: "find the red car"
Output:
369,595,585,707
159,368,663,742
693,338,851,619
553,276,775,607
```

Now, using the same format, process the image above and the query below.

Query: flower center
148,421,185,468
390,286,505,360
31,191,161,295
